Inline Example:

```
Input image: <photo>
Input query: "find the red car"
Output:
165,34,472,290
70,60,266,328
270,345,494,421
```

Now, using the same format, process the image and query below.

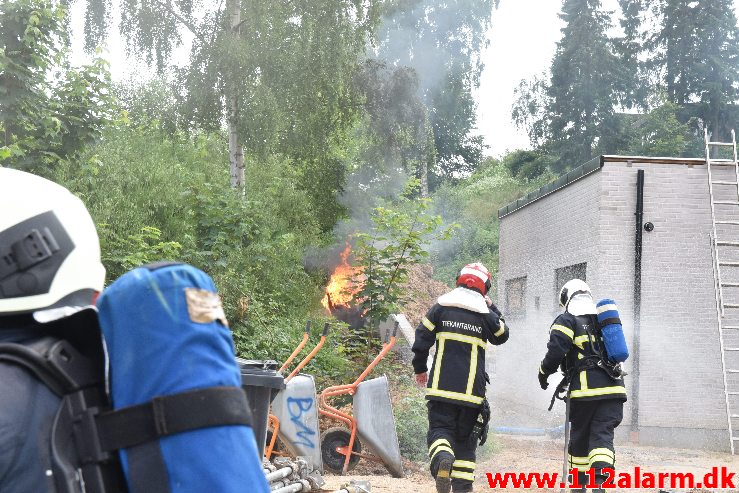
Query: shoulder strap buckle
73,407,113,465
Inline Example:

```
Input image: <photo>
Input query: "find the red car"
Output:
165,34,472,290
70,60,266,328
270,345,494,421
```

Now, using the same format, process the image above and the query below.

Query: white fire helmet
0,168,105,316
559,278,597,316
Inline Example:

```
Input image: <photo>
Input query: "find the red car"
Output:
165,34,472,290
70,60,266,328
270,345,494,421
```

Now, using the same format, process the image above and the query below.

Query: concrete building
492,155,738,452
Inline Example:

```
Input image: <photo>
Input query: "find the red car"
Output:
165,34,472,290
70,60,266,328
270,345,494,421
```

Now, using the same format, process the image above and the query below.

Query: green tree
644,0,739,141
545,0,627,171
82,0,380,194
620,97,694,157
353,180,455,326
513,0,632,172
352,59,433,196
428,72,485,187
50,118,326,357
511,74,550,149
502,149,549,181
430,156,551,285
0,0,113,170
101,226,183,280
616,0,649,109
377,0,496,184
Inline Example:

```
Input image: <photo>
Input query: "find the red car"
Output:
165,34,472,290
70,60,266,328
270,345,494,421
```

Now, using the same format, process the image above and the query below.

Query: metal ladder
706,128,739,454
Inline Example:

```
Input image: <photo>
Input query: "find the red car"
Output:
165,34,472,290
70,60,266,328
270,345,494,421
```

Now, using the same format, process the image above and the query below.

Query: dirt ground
400,264,451,328
321,434,739,492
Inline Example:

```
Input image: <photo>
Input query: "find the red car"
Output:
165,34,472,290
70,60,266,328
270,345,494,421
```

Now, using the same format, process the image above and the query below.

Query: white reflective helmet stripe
460,265,489,283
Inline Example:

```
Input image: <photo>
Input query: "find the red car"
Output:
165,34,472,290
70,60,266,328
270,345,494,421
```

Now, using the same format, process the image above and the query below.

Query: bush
99,225,182,279
388,370,430,463
48,122,331,361
395,389,429,462
430,155,552,287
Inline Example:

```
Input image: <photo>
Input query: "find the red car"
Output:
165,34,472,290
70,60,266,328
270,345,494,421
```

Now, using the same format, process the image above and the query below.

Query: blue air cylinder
596,299,629,363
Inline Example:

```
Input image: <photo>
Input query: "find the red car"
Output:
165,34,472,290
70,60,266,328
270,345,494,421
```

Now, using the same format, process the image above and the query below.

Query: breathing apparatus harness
547,313,627,411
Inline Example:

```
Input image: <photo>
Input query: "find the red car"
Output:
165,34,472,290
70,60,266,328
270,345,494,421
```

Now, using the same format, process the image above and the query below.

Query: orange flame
321,244,363,312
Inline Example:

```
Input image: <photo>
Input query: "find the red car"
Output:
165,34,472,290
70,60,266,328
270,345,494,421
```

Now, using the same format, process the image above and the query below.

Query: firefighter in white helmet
0,168,106,492
412,262,510,493
538,279,626,492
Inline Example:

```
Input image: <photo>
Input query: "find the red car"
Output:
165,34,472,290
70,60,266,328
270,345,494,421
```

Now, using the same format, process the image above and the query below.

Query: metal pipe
352,331,397,387
271,480,309,493
631,169,644,436
272,483,302,493
264,414,281,460
265,467,292,483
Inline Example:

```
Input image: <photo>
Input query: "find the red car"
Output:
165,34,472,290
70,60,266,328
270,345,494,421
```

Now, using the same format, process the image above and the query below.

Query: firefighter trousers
427,400,481,492
568,398,624,484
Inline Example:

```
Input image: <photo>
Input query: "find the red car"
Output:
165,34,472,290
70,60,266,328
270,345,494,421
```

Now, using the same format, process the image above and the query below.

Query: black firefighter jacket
412,287,509,407
540,312,627,401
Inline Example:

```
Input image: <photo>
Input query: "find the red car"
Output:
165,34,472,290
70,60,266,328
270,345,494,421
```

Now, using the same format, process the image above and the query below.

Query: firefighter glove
478,399,491,446
538,371,549,390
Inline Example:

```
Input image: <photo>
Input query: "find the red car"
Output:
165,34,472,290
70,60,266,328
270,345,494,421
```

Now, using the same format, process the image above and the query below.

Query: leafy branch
352,179,457,328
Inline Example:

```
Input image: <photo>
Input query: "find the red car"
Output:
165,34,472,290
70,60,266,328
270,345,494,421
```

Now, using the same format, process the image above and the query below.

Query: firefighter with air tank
412,263,510,493
538,279,627,493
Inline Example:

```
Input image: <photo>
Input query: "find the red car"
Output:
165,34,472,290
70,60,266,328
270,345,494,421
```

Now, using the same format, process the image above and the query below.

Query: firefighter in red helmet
412,263,510,493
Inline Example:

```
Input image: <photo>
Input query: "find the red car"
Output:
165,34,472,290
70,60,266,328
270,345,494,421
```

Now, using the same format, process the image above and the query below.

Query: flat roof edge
497,156,603,219
601,155,705,165
498,154,711,219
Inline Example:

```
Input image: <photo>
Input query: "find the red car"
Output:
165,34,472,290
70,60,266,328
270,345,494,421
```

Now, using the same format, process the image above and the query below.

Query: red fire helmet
456,262,492,295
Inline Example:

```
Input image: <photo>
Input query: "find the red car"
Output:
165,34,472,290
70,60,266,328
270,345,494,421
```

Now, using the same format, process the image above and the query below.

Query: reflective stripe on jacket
412,291,509,407
540,313,627,401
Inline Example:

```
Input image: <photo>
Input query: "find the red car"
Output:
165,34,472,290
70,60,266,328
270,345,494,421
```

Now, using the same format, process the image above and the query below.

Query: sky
475,0,568,157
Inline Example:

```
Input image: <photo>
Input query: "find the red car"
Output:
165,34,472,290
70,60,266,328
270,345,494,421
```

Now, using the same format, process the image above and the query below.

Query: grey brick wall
496,158,731,450
492,171,601,424
599,161,725,439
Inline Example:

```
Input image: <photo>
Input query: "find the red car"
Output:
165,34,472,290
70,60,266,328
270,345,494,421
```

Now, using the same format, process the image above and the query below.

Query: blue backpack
596,299,629,363
97,263,269,493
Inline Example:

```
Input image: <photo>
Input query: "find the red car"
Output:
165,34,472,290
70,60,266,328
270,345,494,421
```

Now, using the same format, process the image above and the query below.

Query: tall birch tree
81,0,379,191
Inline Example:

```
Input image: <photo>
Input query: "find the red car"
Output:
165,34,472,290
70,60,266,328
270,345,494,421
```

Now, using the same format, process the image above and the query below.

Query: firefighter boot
434,452,454,493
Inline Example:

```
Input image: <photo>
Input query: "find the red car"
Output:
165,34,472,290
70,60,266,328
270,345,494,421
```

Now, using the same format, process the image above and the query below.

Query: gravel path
322,434,739,492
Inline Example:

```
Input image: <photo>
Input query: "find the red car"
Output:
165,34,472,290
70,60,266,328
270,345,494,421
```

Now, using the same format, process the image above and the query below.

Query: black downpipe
631,169,644,436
